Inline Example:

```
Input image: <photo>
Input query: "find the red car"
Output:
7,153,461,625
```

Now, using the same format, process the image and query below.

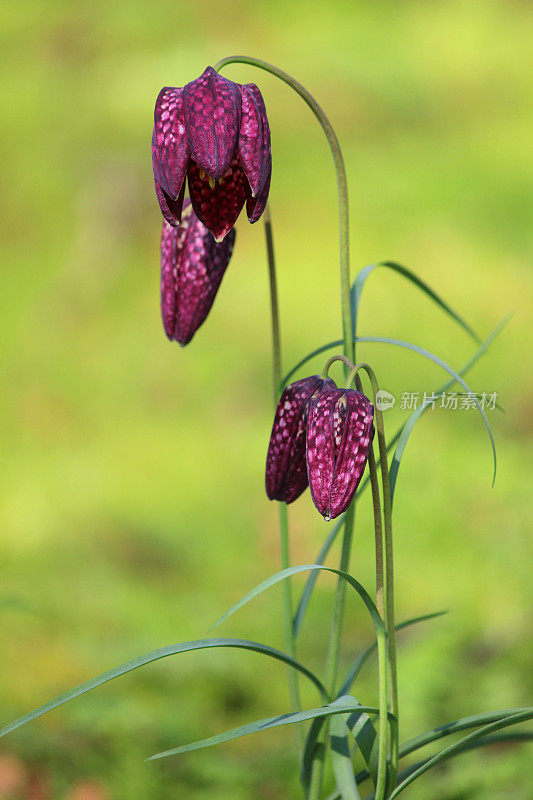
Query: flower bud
266,376,335,504
160,199,235,345
306,387,374,520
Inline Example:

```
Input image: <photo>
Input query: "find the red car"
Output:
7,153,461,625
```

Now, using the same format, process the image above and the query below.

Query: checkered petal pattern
152,68,271,238
160,200,236,345
306,388,374,520
238,83,271,198
183,67,241,181
266,376,336,504
152,87,189,224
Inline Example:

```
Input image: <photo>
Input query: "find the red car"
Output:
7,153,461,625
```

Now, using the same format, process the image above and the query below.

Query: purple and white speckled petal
306,388,374,520
152,87,189,202
265,377,335,504
238,83,271,198
160,209,190,339
306,389,339,518
175,214,235,345
160,199,235,345
183,67,241,180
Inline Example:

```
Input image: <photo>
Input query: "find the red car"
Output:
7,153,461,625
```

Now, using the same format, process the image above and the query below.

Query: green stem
215,57,354,799
347,363,398,792
263,205,303,755
214,56,353,363
264,206,282,404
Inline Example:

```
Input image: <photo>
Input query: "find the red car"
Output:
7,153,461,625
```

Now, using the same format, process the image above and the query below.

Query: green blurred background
1,1,532,798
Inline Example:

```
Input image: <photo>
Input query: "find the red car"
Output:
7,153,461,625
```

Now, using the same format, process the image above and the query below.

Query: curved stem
214,56,352,362
263,205,303,755
321,354,355,378
216,57,354,799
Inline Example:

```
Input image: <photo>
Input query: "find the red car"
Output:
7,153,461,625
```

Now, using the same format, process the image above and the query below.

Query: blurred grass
1,0,532,798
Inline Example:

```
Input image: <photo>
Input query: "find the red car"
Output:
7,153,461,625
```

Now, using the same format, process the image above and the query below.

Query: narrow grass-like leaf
326,732,533,800
337,611,447,699
330,711,363,800
388,315,510,503
388,709,533,798
394,731,533,785
398,705,530,760
301,716,327,791
293,515,345,637
293,320,505,642
348,710,379,789
211,565,386,644
350,261,479,343
0,639,326,741
301,698,379,794
148,697,384,760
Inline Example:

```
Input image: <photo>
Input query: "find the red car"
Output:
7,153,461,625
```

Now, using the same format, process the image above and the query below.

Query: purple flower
266,376,335,504
152,67,271,242
160,199,235,345
306,388,374,520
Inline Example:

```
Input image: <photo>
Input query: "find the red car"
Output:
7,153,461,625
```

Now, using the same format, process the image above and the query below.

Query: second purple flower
160,199,235,345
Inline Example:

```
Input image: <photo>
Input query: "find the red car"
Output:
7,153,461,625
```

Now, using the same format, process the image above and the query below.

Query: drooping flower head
266,376,335,504
306,387,374,520
153,67,271,242
160,199,235,345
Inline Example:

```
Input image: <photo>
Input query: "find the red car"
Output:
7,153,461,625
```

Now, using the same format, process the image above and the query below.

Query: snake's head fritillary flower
266,376,336,504
306,388,374,520
152,67,271,242
160,199,236,345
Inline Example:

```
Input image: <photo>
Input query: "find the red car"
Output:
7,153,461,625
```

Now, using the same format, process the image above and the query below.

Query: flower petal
176,215,235,345
306,388,339,518
160,200,236,345
155,177,185,227
307,389,374,520
152,87,189,202
160,209,190,339
328,391,374,518
183,67,241,180
238,83,271,198
188,157,247,242
266,377,335,503
246,160,271,224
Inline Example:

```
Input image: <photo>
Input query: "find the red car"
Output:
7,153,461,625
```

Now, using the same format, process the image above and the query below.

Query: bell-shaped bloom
266,376,335,504
306,388,374,520
152,67,271,242
160,199,235,345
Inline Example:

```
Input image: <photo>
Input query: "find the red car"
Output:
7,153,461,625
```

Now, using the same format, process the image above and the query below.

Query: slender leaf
331,711,363,800
388,315,510,503
337,611,447,699
346,706,380,790
0,639,325,740
399,705,531,760
293,515,345,637
211,565,386,645
292,319,506,643
148,696,384,761
389,709,533,797
301,716,327,791
351,261,479,343
326,732,533,800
